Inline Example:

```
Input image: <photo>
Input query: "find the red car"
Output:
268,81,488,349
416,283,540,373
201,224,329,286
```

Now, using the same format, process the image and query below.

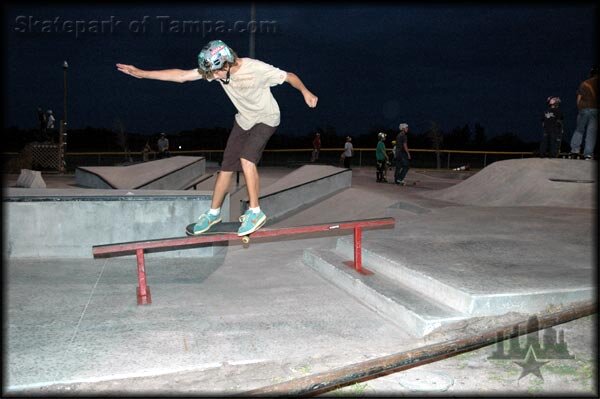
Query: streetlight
63,60,68,125
249,3,256,58
59,60,68,173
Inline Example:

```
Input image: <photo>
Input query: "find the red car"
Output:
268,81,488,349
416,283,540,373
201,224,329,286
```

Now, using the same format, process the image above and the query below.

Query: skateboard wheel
241,236,250,244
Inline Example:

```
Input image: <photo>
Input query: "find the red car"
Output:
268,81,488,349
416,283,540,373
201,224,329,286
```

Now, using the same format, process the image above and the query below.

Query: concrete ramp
241,165,352,221
422,158,596,209
75,156,206,190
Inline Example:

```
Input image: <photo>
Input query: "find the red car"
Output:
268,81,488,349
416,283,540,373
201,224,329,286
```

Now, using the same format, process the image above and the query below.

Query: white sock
208,208,221,216
249,207,261,214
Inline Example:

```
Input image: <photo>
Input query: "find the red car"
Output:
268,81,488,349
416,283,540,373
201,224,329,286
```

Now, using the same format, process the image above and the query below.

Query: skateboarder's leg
241,158,260,208
191,173,231,235
210,171,233,209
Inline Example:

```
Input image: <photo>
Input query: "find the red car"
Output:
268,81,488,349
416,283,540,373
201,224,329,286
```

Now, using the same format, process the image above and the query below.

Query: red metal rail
92,217,395,305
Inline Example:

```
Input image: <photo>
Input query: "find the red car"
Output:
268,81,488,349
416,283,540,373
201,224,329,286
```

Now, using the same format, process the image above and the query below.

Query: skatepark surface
3,158,597,396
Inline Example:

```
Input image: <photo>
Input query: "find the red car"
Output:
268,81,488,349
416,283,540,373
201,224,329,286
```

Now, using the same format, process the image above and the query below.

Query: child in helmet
375,132,389,182
117,40,318,236
539,96,564,158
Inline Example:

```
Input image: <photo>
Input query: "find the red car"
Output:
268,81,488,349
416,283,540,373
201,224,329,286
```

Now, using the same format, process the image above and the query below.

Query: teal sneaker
237,210,266,236
192,211,222,235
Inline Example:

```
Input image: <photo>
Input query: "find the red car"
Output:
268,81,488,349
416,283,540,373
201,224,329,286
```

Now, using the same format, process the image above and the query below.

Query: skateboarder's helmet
378,132,387,140
198,40,235,72
546,96,561,106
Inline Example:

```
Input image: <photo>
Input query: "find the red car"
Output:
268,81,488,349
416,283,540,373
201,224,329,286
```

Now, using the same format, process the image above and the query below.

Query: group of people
539,66,597,160
375,123,411,185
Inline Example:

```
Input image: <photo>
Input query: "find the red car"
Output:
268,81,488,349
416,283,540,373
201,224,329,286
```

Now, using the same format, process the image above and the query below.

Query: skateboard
389,180,419,186
548,178,595,183
186,221,253,243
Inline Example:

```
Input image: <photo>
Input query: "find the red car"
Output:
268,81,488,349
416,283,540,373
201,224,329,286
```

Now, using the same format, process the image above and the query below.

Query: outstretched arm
285,72,318,108
116,64,203,83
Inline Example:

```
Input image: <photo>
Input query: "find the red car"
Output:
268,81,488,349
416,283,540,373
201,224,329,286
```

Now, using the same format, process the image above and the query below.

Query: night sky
3,3,598,143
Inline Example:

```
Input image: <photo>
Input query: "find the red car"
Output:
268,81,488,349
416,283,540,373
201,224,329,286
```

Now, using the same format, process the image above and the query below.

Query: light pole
63,60,68,125
59,60,68,173
249,3,256,58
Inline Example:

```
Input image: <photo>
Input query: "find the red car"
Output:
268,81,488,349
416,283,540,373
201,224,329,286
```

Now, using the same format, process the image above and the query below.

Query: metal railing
2,148,535,173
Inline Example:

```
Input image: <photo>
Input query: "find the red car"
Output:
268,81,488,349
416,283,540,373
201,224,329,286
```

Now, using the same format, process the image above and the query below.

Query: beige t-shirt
207,58,287,130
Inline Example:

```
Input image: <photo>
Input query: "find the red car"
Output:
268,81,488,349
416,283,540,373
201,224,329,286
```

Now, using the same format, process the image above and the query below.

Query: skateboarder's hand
303,90,318,108
116,63,144,79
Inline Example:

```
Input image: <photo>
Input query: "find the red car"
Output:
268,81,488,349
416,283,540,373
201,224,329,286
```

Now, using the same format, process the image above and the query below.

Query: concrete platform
311,206,595,337
3,188,230,258
299,160,595,337
3,159,597,395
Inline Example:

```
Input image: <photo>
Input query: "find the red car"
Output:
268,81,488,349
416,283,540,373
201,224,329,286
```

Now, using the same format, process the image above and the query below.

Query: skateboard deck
388,180,419,186
186,221,260,243
548,178,595,183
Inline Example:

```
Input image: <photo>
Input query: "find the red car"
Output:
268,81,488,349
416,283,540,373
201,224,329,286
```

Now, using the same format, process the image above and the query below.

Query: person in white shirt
343,136,354,169
117,40,318,236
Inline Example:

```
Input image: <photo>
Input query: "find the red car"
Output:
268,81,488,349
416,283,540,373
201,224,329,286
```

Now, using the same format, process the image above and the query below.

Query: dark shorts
221,121,277,172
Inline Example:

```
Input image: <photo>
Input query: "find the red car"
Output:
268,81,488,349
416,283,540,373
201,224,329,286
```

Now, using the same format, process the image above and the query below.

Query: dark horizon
3,3,598,143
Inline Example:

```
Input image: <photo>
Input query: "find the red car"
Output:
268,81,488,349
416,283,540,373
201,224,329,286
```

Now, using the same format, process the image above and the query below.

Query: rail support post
136,249,151,305
354,226,362,272
343,226,373,275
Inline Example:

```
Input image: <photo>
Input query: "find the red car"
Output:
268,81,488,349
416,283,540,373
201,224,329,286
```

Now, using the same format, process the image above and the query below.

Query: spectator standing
375,132,389,182
343,136,353,169
539,96,564,158
569,66,598,160
157,133,170,159
394,123,412,185
311,132,321,162
142,141,152,162
37,107,47,140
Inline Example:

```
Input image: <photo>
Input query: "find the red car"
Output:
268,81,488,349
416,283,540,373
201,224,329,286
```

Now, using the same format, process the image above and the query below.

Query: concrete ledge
303,249,466,337
241,165,352,221
335,236,595,316
75,156,206,190
3,188,229,258
336,237,473,314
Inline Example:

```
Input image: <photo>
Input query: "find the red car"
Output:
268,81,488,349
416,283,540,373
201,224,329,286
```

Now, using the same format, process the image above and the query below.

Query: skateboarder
394,123,412,185
117,40,318,236
539,96,564,158
375,132,389,182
